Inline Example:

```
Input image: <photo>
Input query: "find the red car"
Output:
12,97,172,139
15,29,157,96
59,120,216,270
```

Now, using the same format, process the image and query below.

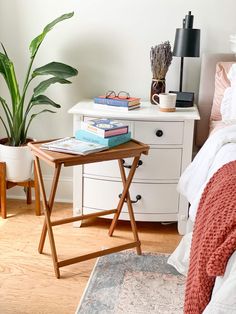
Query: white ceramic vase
0,142,34,182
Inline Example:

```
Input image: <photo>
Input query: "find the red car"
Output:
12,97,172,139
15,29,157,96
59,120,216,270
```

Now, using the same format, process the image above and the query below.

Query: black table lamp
171,11,200,107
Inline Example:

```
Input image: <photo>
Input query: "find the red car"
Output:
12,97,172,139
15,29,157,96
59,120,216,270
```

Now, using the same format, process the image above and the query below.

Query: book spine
75,130,108,145
75,130,131,147
94,97,129,107
107,132,131,146
93,103,140,111
104,127,128,138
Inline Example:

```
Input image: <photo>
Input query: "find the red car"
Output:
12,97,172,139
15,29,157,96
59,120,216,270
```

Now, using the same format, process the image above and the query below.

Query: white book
41,137,108,155
80,118,129,138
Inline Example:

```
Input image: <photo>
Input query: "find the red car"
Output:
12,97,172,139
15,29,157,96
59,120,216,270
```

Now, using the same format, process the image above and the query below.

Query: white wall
0,0,235,201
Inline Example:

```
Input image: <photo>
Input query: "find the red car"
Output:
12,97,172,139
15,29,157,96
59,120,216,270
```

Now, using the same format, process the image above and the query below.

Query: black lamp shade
173,28,200,57
172,11,201,106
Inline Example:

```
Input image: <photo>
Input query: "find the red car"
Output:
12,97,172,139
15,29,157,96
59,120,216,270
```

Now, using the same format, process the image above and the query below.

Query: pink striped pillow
210,62,235,121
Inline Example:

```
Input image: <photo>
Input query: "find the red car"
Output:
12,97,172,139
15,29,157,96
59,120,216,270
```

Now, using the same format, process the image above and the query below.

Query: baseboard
7,175,73,203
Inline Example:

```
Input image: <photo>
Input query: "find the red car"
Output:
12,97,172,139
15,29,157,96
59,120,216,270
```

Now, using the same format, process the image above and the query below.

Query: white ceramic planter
0,143,34,182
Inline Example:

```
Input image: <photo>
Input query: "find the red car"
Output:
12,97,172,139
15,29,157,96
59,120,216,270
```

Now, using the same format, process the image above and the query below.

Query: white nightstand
68,100,200,234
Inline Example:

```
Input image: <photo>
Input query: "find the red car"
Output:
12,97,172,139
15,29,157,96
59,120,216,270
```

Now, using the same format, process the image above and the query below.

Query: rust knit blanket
184,160,236,314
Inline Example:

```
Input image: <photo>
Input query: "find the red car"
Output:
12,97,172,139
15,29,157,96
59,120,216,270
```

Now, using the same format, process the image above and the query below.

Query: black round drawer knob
156,130,163,137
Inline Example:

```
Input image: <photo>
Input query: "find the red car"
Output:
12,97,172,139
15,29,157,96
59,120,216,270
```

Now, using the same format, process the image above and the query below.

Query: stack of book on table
93,95,141,111
75,118,131,148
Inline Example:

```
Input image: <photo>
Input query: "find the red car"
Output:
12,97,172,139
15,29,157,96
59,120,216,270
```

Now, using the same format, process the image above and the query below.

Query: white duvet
168,124,236,313
178,123,236,221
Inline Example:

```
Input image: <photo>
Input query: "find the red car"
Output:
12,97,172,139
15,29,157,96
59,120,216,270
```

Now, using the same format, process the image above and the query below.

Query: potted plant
0,12,78,182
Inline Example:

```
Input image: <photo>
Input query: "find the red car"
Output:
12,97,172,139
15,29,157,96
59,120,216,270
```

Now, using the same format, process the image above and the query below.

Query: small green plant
0,12,78,146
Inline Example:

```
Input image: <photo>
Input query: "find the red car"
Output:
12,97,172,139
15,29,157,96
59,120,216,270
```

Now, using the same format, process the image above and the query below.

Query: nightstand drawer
134,121,184,145
84,148,182,180
83,178,179,214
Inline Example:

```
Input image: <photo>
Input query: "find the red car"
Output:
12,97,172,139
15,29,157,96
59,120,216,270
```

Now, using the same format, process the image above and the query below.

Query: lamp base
169,91,194,107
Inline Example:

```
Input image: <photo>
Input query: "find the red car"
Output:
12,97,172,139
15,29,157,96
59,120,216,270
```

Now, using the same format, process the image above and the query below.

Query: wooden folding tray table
28,139,149,278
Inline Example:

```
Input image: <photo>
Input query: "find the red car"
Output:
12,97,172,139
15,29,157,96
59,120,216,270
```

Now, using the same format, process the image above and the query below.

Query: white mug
152,93,177,112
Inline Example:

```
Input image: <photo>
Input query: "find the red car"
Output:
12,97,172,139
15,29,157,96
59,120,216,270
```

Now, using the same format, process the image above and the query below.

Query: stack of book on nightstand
93,95,141,111
75,118,131,148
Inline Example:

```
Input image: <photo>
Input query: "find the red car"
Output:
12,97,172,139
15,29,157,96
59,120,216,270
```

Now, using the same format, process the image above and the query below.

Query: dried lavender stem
150,41,172,79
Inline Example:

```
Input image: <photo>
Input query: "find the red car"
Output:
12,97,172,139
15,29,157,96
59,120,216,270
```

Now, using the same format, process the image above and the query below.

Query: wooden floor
0,200,181,314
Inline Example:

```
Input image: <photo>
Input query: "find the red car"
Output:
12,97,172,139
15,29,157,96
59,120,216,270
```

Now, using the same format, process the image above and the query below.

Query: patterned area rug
76,251,185,314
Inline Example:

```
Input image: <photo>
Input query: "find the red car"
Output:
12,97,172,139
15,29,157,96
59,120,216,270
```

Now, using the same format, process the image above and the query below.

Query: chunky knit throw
184,160,236,314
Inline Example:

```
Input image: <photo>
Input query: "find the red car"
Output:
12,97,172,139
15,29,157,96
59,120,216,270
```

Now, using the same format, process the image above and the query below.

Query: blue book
75,130,131,147
94,96,140,107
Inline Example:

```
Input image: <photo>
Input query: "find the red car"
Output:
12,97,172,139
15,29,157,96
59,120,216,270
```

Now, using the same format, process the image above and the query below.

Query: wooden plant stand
28,139,149,278
0,162,41,219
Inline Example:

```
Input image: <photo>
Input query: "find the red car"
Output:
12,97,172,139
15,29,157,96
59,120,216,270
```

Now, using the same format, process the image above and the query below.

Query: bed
168,53,236,313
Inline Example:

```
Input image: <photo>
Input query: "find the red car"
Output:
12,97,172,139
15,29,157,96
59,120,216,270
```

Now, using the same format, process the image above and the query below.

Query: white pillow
221,63,236,122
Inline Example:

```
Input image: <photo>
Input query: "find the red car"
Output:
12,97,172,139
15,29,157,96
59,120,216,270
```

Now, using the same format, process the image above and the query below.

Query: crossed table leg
34,155,142,278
